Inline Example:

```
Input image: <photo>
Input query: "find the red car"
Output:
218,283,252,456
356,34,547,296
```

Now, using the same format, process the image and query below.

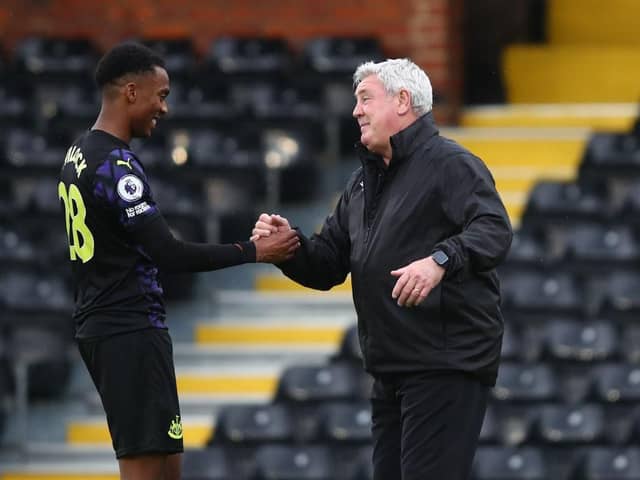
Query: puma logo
117,158,132,169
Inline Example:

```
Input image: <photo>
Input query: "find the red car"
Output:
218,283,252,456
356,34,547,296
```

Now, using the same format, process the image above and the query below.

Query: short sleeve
93,148,160,231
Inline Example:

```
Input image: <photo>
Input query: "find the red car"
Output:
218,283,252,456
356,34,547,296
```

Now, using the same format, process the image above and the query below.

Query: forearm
278,230,349,290
132,215,255,273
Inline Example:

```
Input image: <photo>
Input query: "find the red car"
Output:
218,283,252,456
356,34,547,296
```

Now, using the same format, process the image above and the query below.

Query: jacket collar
355,112,439,170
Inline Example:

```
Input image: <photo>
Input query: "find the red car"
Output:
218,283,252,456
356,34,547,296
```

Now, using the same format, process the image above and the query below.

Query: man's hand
254,228,299,263
390,256,445,307
250,213,291,241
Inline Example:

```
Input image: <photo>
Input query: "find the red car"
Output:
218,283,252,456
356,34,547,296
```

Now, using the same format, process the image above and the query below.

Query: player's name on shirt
64,145,87,178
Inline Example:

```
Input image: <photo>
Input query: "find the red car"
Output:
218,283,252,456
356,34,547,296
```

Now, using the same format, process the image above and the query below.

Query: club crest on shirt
117,174,144,202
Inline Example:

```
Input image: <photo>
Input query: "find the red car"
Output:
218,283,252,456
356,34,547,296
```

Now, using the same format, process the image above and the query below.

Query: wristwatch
431,250,449,269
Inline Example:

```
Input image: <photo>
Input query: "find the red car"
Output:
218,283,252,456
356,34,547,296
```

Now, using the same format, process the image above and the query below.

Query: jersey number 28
58,182,94,263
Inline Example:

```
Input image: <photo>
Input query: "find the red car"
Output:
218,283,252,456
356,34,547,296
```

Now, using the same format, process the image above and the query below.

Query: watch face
433,251,448,265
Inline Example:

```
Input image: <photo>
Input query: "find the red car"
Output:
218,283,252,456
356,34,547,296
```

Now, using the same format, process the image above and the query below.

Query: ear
397,89,411,115
124,82,137,104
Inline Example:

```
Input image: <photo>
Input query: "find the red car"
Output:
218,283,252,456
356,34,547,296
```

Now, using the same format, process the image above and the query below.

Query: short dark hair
95,42,165,88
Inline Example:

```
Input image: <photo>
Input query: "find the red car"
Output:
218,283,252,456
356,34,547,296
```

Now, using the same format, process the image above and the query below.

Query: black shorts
78,328,184,459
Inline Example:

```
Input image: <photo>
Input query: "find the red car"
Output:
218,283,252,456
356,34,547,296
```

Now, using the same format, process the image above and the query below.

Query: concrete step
503,45,640,103
0,444,119,479
460,104,637,131
549,0,640,45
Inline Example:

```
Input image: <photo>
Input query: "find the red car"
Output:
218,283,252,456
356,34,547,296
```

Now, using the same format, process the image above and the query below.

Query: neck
92,105,131,144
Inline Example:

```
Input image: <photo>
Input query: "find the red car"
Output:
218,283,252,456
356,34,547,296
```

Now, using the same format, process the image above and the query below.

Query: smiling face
128,65,170,138
352,75,396,158
353,74,408,160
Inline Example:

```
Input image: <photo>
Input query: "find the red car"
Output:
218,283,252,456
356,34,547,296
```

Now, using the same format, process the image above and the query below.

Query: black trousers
370,370,489,480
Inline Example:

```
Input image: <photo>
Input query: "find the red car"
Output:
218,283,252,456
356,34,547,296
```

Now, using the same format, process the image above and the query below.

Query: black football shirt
59,129,167,338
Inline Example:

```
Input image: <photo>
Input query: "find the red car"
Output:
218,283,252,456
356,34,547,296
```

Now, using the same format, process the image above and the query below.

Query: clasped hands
251,213,299,264
251,213,444,307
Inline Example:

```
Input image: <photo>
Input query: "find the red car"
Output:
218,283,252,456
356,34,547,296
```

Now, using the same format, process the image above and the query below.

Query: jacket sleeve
277,185,352,290
433,153,513,275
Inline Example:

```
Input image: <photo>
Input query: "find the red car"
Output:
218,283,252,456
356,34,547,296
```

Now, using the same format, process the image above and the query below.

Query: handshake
250,213,300,264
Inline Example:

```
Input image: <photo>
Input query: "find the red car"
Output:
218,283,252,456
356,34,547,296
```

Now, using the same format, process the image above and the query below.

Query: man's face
129,66,170,138
352,74,400,157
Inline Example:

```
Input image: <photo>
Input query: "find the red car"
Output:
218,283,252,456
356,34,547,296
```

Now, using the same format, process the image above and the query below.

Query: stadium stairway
502,0,640,104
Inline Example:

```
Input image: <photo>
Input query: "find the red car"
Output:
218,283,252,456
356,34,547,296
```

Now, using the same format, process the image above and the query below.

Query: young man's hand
253,227,299,263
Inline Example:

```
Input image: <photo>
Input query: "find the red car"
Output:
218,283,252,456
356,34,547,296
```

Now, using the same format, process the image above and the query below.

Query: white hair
353,58,433,115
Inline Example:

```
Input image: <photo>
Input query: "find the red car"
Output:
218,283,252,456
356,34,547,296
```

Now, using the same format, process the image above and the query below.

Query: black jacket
279,113,513,385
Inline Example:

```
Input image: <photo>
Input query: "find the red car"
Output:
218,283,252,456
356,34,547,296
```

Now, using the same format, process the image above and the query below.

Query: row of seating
0,36,378,135
208,400,640,449
1,36,384,80
1,124,325,169
178,444,640,479
500,269,640,321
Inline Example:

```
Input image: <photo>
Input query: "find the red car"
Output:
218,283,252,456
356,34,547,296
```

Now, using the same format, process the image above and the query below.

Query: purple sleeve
93,148,160,231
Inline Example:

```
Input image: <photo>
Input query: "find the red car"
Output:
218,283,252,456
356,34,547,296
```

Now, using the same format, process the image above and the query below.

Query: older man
253,58,512,479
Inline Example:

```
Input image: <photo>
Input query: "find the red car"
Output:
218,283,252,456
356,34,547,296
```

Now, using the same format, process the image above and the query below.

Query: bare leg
119,453,176,480
165,453,182,480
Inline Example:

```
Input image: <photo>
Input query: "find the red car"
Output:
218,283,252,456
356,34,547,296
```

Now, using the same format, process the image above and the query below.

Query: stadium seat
582,132,640,172
5,324,72,399
598,271,640,320
301,37,384,75
168,128,262,168
275,362,366,404
575,447,640,480
0,76,33,128
472,446,547,480
35,82,99,131
523,180,609,225
504,228,549,266
0,222,38,266
230,81,324,121
621,326,640,363
332,324,363,365
163,79,236,126
129,132,170,169
543,320,618,363
492,363,559,403
205,37,292,80
317,401,372,445
253,444,335,480
0,269,71,313
479,405,500,445
5,128,71,168
616,179,640,224
182,446,232,480
162,79,236,129
534,403,605,445
12,36,98,79
500,270,585,319
349,446,374,480
148,176,204,216
213,403,295,446
593,364,640,404
561,224,639,266
500,325,524,361
142,37,197,79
